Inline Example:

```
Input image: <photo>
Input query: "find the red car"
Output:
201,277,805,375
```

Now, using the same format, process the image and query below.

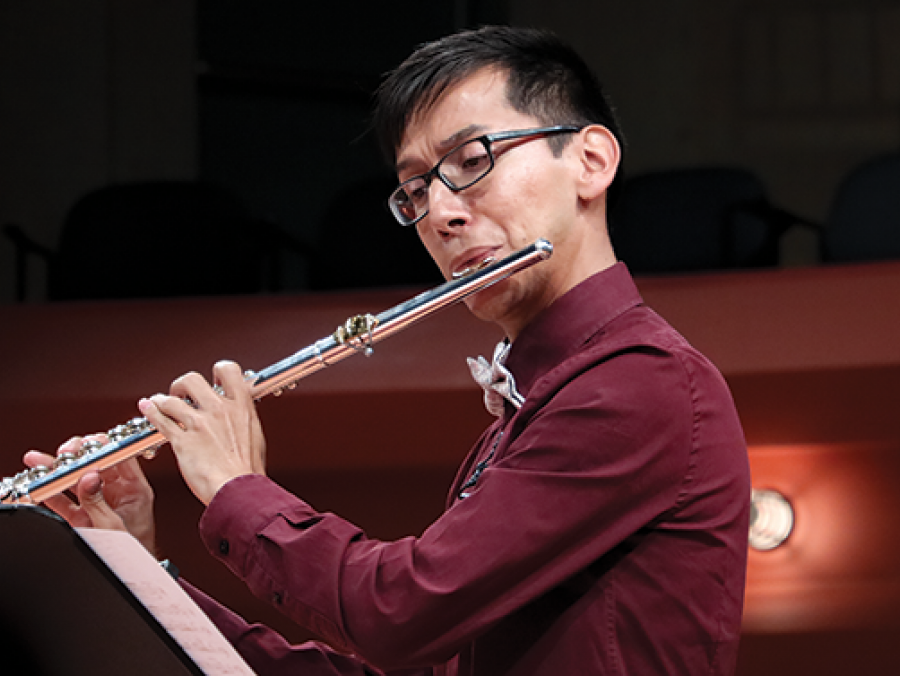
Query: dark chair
4,181,309,301
609,167,811,274
823,151,900,263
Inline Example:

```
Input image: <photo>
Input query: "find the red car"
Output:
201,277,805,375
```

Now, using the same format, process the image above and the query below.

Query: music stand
0,504,208,676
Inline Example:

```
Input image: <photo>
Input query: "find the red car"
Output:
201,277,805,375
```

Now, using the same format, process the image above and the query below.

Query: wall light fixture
749,488,794,551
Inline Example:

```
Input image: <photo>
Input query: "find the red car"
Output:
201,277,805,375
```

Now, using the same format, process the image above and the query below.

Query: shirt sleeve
179,579,429,676
197,346,709,672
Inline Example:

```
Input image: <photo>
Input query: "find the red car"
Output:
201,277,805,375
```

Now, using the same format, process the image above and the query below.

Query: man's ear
574,125,621,201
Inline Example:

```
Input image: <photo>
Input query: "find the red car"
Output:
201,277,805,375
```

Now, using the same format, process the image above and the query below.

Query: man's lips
450,247,501,279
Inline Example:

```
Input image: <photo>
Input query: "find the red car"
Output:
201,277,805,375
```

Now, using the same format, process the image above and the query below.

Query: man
28,26,750,675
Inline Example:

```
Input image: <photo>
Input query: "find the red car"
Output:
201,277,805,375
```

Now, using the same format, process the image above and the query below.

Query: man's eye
461,154,489,171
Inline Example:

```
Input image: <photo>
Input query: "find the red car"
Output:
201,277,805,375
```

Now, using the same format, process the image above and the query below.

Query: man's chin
462,282,510,323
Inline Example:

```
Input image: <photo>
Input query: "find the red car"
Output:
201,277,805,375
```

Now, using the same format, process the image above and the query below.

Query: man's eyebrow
395,124,487,175
438,124,486,152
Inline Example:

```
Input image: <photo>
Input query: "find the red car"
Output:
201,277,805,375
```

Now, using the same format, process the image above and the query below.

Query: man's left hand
138,360,267,506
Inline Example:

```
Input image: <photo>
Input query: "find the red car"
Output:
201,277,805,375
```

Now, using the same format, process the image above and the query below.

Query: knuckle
175,371,201,385
61,436,84,450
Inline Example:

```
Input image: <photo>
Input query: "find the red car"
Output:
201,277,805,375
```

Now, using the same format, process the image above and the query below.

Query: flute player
26,25,751,675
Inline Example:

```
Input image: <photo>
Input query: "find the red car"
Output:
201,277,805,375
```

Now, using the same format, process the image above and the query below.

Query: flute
1,239,553,505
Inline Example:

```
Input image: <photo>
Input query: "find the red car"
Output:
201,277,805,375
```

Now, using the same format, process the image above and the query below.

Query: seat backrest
309,175,444,291
609,167,779,274
49,181,267,300
824,152,900,263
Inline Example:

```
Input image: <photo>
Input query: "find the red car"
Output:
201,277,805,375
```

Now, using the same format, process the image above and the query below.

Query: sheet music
76,527,256,676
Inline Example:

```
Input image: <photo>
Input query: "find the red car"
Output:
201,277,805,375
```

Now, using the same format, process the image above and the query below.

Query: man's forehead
395,69,511,166
395,123,488,174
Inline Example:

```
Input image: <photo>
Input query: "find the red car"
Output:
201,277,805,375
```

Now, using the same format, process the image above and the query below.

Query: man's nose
426,179,469,228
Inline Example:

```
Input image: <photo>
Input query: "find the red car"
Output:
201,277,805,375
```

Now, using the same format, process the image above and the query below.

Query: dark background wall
2,0,899,302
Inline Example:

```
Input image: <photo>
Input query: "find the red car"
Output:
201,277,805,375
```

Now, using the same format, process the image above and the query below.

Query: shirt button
218,539,230,556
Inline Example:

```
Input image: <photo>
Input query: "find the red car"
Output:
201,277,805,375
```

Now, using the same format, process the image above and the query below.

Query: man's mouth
452,256,496,279
451,248,500,279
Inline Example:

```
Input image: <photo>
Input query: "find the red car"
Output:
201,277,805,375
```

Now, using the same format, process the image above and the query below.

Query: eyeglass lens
391,138,493,225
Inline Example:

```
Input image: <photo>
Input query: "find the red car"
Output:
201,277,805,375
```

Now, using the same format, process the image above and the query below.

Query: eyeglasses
387,125,583,226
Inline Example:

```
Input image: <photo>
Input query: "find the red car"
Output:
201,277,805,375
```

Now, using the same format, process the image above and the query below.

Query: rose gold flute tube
1,239,553,505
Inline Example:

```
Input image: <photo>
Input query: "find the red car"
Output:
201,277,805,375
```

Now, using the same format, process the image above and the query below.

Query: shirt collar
504,262,644,397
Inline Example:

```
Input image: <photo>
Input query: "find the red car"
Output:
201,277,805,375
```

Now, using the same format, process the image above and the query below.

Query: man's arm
190,347,724,671
180,580,431,676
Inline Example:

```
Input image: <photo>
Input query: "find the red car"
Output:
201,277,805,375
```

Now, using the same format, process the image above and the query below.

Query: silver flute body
1,239,553,505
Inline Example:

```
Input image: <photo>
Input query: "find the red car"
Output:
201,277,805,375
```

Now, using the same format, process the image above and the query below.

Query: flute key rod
0,238,553,505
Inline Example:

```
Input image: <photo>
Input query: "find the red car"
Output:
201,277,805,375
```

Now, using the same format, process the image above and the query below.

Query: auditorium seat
4,181,309,301
823,151,900,263
609,167,813,274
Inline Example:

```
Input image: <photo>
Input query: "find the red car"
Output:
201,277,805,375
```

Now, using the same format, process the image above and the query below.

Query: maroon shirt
186,263,750,675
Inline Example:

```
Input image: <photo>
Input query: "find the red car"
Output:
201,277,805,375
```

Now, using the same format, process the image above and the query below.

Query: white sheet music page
76,527,257,676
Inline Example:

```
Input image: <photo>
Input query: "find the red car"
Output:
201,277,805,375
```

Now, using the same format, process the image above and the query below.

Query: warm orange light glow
744,442,900,632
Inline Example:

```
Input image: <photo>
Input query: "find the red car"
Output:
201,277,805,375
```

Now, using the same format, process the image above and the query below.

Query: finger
111,456,153,489
217,361,264,473
81,432,110,447
24,429,112,471
74,472,127,531
101,458,155,506
170,371,221,409
139,395,190,438
40,492,85,524
55,433,109,458
58,436,86,453
23,450,56,469
212,360,248,399
23,446,87,522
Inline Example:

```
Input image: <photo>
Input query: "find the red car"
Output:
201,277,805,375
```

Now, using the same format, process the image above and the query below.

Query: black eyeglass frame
388,124,584,226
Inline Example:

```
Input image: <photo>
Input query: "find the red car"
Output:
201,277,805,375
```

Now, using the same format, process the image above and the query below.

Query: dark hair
373,25,626,202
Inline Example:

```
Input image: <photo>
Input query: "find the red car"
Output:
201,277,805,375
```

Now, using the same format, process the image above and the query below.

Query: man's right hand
23,434,157,556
